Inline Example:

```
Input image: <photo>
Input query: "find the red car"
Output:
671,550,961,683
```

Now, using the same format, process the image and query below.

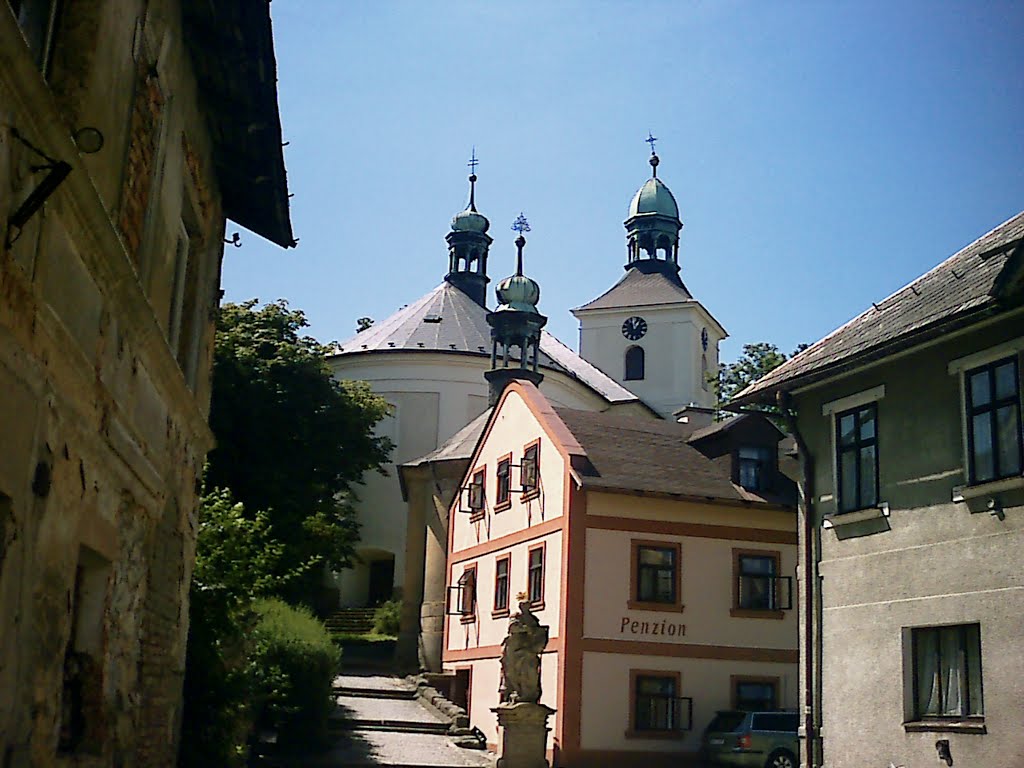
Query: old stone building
0,2,291,765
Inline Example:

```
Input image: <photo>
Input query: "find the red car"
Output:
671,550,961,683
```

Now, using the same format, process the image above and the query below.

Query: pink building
443,380,799,766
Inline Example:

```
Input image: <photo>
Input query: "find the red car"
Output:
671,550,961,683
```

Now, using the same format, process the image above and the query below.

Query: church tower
572,141,727,419
485,215,547,405
445,162,492,306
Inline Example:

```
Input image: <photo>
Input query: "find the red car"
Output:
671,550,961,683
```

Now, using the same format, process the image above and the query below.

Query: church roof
573,267,693,312
331,281,641,405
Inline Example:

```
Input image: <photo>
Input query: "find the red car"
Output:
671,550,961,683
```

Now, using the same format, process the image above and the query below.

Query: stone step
329,718,451,735
333,685,416,700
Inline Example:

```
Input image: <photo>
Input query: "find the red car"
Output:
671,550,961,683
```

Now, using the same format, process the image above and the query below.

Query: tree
713,342,808,415
205,300,392,601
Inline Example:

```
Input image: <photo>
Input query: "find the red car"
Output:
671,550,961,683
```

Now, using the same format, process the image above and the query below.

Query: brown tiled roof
573,268,693,312
553,408,788,507
733,211,1024,404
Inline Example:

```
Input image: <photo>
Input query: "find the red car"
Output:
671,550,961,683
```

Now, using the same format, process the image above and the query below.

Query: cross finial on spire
646,133,660,178
511,213,530,275
511,212,531,235
466,147,480,210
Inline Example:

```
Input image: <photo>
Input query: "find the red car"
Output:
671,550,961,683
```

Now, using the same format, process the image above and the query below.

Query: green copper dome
628,176,679,219
495,272,540,313
451,207,489,233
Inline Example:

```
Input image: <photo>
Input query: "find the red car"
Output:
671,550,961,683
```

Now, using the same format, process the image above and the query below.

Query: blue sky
222,1,1024,364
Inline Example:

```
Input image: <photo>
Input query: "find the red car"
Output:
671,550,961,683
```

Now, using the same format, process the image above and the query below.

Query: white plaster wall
447,529,563,651
579,651,797,753
445,651,561,752
583,527,797,650
449,389,567,554
575,303,724,417
327,353,596,606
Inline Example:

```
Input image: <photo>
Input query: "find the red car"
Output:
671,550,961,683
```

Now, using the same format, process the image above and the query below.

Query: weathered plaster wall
0,2,226,765
794,314,1024,768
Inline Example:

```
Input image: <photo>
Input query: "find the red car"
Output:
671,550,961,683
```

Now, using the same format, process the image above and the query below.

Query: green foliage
205,300,393,600
712,342,807,417
371,598,402,636
180,489,299,767
250,598,340,751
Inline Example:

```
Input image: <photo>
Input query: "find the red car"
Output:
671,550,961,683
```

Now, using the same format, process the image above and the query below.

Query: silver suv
701,710,799,768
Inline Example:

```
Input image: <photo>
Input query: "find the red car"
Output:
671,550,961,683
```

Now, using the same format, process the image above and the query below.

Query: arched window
625,345,645,381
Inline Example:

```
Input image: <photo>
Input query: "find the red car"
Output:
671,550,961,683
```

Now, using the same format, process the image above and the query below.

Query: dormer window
738,446,773,492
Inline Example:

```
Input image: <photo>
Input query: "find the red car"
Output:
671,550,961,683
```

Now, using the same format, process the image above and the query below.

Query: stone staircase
324,607,377,635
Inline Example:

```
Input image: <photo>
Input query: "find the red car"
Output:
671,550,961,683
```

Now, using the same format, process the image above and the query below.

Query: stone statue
500,600,548,704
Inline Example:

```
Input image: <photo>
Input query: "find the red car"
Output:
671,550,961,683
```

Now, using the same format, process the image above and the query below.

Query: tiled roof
573,268,693,312
402,409,491,467
331,281,640,405
733,211,1024,404
554,408,789,507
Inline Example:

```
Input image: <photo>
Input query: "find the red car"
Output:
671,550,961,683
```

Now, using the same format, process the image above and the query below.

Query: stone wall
0,2,228,765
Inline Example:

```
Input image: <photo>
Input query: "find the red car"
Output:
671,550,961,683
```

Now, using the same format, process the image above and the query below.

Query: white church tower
573,142,727,419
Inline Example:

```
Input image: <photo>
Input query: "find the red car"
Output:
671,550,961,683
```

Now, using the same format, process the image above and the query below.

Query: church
326,146,728,654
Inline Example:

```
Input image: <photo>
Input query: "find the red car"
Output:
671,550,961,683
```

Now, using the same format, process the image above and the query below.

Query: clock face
621,316,648,341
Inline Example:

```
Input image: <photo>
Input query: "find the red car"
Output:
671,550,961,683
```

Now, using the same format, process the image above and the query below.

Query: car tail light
737,732,752,750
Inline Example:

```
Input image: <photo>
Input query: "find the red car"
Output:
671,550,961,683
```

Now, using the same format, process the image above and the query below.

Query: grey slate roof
573,268,693,312
402,409,491,467
733,211,1024,404
554,407,791,507
331,281,640,405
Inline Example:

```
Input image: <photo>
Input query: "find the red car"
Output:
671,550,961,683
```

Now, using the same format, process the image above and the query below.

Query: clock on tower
621,316,647,341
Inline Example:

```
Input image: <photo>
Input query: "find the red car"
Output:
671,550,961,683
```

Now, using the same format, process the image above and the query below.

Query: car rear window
752,713,798,732
705,711,746,733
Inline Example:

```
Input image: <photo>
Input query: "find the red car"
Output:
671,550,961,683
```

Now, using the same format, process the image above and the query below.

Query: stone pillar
419,463,463,671
395,466,429,672
492,702,556,768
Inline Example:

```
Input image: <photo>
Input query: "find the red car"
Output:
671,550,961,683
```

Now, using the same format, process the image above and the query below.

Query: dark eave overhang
182,0,295,248
730,299,1016,409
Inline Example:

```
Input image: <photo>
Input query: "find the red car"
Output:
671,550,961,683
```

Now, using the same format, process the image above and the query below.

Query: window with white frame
835,403,879,513
964,356,1022,484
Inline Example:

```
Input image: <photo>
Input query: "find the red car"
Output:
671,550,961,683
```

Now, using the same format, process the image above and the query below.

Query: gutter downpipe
779,391,821,768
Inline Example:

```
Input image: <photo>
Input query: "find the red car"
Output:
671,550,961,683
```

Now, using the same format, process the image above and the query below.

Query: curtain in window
916,629,940,716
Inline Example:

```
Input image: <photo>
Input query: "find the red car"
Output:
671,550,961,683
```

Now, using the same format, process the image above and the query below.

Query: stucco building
444,379,798,767
0,2,291,765
733,211,1024,768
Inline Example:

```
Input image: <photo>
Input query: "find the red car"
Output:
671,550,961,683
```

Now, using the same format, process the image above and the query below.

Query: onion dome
451,173,490,233
627,153,680,219
494,236,541,313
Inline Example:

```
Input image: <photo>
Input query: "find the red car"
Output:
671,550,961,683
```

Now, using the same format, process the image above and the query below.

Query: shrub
250,598,340,750
372,598,402,636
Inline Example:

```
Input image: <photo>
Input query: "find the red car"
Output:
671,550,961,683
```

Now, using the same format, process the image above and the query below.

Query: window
732,549,790,618
732,676,778,711
11,0,61,74
629,540,683,611
457,566,476,622
628,670,691,736
527,544,544,607
910,624,983,721
738,445,773,492
965,357,1022,484
466,468,485,521
495,455,512,509
625,345,645,381
521,441,540,498
836,403,879,512
493,555,510,616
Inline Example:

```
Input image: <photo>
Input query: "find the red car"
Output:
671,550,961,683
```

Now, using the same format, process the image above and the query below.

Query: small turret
445,149,492,306
485,214,547,405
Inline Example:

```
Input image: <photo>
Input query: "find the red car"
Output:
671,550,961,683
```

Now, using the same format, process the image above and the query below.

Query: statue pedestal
492,702,556,768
